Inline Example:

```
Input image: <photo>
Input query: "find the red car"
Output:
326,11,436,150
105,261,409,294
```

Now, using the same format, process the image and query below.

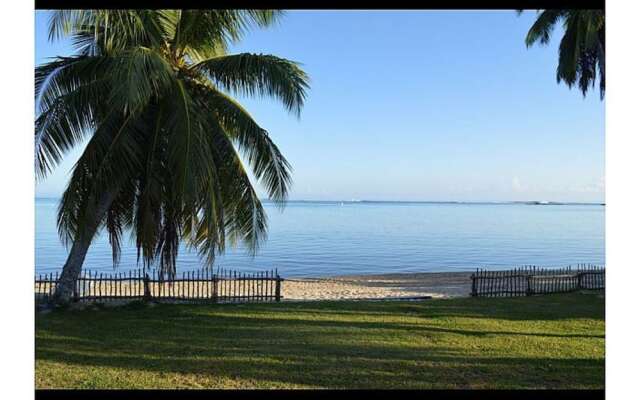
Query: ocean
35,198,605,277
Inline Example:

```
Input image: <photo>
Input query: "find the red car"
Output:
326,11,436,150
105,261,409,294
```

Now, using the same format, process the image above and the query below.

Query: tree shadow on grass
35,295,605,389
267,292,605,322
36,343,603,389
83,312,604,339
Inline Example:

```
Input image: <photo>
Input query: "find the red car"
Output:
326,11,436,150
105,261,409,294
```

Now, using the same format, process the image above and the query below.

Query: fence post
470,273,477,297
72,277,79,303
526,274,532,296
213,274,219,303
143,273,151,302
275,270,282,302
577,272,583,290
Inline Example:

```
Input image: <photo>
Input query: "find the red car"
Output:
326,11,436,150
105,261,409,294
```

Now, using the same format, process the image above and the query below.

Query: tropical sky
35,10,604,203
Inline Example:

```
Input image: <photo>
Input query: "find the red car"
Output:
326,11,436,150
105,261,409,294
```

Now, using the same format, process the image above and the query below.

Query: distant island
35,197,605,206
259,199,606,206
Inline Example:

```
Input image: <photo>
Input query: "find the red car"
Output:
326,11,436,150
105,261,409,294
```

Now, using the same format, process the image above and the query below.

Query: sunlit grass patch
35,292,604,389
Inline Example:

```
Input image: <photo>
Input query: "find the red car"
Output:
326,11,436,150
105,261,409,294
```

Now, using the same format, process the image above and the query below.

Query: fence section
470,264,605,297
35,268,282,304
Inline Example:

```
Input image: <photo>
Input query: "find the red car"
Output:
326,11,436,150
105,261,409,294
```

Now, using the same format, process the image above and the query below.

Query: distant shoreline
35,197,605,206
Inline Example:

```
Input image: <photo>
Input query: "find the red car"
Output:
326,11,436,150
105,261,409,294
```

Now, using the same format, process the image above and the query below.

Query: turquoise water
35,198,604,277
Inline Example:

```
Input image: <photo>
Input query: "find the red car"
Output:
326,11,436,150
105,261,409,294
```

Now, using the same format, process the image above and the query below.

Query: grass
35,292,604,389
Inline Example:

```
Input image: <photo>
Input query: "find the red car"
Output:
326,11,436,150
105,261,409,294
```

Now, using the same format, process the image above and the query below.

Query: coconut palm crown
522,9,605,99
35,10,309,300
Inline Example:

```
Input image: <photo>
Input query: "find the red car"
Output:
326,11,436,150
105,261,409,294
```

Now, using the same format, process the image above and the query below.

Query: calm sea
35,198,605,277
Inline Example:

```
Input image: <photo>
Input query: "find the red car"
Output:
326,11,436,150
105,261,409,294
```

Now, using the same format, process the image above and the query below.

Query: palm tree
522,9,605,99
35,10,309,303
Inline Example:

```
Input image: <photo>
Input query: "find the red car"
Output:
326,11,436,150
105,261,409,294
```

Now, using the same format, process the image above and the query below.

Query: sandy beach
282,272,472,300
36,271,473,305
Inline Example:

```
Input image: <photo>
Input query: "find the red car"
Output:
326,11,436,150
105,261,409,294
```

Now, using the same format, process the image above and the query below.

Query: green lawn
35,292,604,389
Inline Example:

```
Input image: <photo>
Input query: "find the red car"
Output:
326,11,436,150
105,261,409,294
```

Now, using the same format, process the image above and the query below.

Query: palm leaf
193,53,309,116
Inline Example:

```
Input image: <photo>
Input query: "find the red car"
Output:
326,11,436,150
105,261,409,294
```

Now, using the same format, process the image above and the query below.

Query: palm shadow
36,295,605,389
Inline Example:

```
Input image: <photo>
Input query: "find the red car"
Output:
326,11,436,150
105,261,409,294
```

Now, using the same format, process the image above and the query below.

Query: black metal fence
470,264,605,297
35,268,282,304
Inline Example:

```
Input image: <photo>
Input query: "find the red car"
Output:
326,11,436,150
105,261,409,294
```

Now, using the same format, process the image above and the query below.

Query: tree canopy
35,10,310,278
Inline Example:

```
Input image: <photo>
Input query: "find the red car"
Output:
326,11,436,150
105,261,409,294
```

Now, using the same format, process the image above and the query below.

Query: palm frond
192,81,292,204
525,10,564,47
523,9,605,98
35,56,111,179
107,47,175,113
56,110,147,246
172,10,283,56
49,10,166,53
193,53,309,116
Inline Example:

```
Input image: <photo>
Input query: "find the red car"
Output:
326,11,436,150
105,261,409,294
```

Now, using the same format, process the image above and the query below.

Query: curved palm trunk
52,234,94,304
51,190,117,304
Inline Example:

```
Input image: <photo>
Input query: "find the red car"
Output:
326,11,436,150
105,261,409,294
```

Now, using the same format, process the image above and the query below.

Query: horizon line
35,197,605,205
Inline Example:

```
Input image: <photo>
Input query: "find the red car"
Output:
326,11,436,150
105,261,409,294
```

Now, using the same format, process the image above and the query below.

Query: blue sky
35,10,605,202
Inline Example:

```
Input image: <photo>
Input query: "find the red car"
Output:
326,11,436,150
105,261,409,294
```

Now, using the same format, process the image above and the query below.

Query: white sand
282,272,472,300
37,271,474,306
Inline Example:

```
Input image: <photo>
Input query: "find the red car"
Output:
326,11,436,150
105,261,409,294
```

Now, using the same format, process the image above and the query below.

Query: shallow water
35,198,604,277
